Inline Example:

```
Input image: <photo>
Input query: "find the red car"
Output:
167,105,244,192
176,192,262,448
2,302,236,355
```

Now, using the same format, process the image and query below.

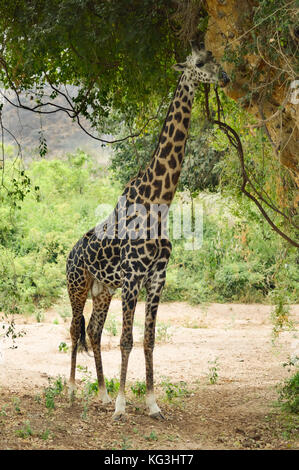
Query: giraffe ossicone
66,42,229,420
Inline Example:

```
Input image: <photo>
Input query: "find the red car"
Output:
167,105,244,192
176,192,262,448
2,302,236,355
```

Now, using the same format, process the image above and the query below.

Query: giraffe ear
172,62,187,72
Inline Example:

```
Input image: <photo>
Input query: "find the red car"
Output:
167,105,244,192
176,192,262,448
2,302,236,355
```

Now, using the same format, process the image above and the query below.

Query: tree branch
203,84,299,248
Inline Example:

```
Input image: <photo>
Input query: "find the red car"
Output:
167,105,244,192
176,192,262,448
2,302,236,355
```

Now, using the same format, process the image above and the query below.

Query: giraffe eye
196,61,204,68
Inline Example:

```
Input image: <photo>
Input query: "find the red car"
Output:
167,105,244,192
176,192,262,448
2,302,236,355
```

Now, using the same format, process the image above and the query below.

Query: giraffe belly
87,260,123,292
82,233,172,294
91,280,117,296
82,234,123,290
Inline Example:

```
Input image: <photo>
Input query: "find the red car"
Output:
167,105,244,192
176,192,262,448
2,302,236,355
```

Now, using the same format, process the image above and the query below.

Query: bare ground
0,300,298,450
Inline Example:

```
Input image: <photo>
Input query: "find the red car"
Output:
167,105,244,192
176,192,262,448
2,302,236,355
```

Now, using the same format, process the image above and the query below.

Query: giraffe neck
139,74,195,206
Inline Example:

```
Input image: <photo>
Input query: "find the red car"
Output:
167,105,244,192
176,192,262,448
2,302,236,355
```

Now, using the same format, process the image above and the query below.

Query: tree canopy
0,0,187,126
0,0,298,247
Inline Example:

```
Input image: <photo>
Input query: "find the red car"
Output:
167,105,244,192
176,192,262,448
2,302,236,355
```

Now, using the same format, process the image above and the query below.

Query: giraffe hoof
112,412,125,421
100,394,112,405
68,382,77,402
98,388,112,405
150,411,165,420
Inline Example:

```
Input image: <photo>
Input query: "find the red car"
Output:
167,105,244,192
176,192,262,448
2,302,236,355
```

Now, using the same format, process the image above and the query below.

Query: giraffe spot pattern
169,154,177,169
174,129,185,142
168,123,175,138
159,141,173,159
155,160,166,176
174,112,182,122
183,117,190,129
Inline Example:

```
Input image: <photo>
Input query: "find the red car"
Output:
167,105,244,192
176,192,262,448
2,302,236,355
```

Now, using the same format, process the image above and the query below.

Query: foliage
207,358,219,385
1,0,296,128
156,322,173,343
15,421,34,439
76,365,120,398
161,379,189,402
276,356,299,414
105,378,120,396
0,0,185,125
58,342,69,353
144,430,158,441
0,150,120,314
130,381,147,398
0,0,297,256
222,0,298,102
104,314,119,337
44,376,65,410
163,190,298,305
270,291,294,341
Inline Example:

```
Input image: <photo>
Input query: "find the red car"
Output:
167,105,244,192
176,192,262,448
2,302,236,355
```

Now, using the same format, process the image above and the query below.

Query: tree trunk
205,0,299,193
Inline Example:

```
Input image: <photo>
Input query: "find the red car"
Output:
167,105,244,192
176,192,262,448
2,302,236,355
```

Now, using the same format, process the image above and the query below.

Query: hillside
1,87,112,164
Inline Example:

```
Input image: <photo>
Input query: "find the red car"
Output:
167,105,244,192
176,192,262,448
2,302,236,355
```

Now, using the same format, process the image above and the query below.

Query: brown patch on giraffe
165,174,171,189
155,160,167,177
183,117,190,129
168,154,177,169
159,142,173,159
172,171,180,185
174,129,185,142
150,181,163,201
162,191,173,201
144,185,151,198
168,123,175,138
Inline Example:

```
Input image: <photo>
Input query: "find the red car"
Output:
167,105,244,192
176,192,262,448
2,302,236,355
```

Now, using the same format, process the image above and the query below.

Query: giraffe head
173,41,230,88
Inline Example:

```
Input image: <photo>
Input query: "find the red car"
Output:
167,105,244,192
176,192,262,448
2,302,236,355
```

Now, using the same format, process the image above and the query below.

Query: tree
204,0,298,187
0,0,182,133
0,0,297,246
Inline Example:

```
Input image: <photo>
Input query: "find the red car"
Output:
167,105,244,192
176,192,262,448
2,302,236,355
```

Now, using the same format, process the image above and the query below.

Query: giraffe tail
78,316,93,357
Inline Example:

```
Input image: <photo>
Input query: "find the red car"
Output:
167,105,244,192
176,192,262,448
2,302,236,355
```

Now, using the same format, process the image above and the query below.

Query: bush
0,151,120,315
276,357,299,414
278,372,299,414
163,193,298,304
214,261,265,301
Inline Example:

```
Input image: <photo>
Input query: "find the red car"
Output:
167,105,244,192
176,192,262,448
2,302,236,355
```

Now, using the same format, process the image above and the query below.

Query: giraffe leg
87,283,112,404
67,270,91,396
113,275,140,420
144,270,167,419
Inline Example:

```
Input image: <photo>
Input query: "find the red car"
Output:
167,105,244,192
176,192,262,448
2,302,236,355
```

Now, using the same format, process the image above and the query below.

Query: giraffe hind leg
113,274,140,420
67,268,91,394
144,262,169,419
87,284,112,404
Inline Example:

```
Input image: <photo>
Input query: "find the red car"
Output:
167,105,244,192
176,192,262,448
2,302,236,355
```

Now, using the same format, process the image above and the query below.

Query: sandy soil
0,300,298,450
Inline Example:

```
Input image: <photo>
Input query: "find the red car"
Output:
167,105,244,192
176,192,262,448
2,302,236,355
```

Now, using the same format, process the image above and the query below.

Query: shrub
276,357,299,414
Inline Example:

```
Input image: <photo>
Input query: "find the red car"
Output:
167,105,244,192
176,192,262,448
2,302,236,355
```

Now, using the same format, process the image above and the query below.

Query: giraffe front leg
144,312,164,419
113,275,139,420
144,267,168,419
144,343,163,419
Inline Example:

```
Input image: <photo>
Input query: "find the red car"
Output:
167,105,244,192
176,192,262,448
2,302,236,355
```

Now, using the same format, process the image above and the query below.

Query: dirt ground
0,300,298,450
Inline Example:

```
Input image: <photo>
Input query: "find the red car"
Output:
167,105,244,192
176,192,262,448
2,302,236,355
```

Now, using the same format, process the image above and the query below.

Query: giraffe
66,41,229,420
